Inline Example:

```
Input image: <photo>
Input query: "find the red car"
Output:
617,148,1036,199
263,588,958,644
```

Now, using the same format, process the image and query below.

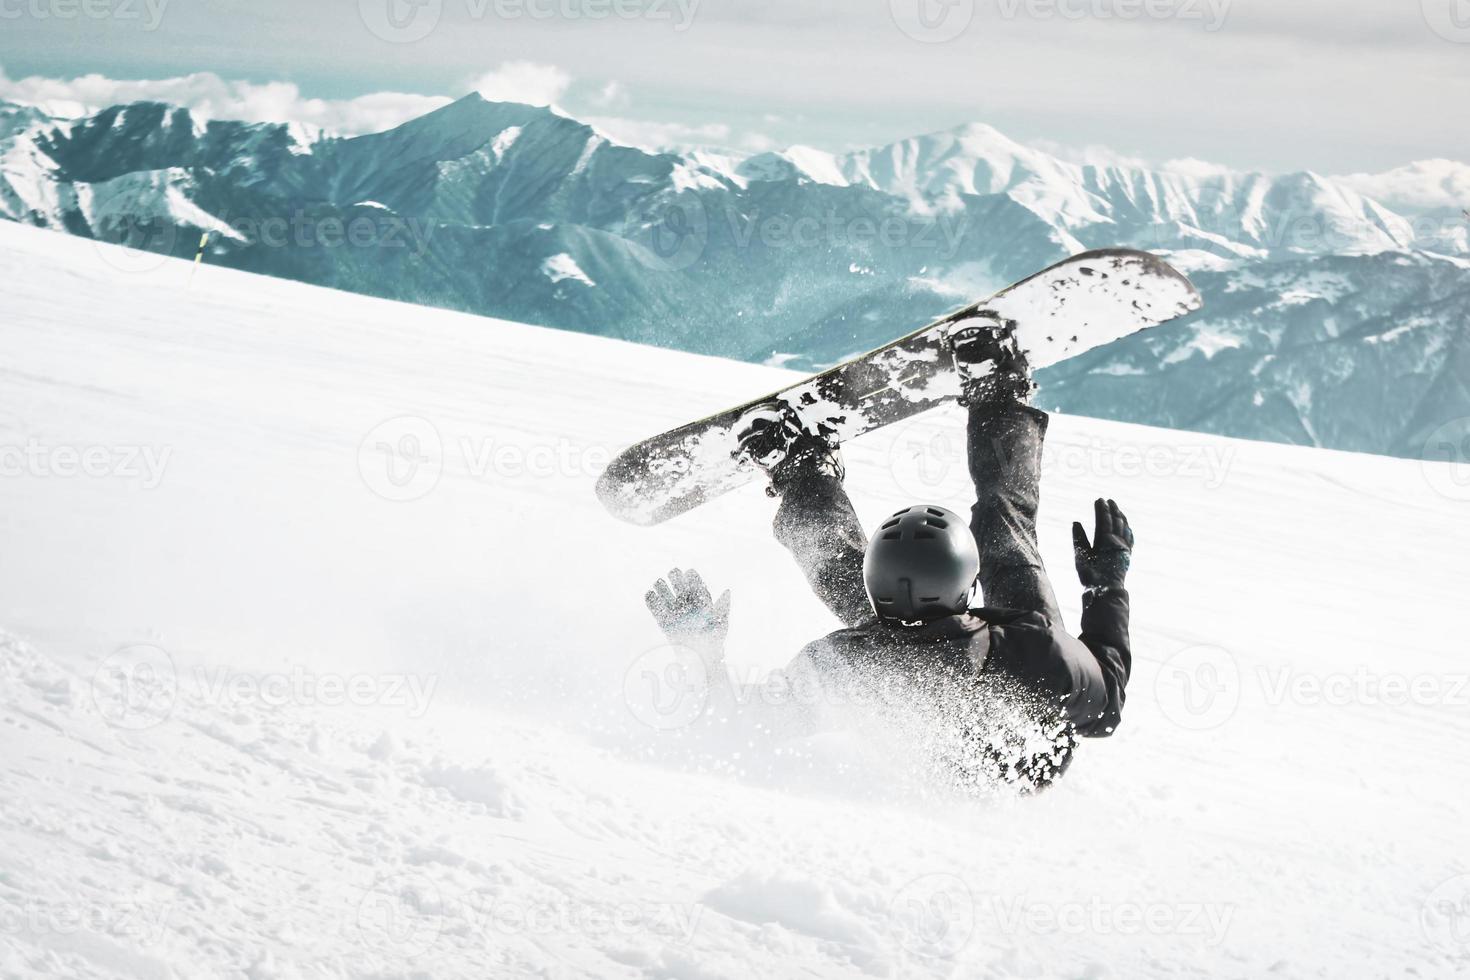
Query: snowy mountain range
2,93,1466,460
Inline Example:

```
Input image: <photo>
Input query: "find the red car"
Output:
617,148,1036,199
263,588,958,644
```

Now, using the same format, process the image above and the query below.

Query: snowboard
597,249,1202,527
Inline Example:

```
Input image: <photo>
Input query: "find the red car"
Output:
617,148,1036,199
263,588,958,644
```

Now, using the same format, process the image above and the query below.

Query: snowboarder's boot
949,313,1036,407
732,402,844,497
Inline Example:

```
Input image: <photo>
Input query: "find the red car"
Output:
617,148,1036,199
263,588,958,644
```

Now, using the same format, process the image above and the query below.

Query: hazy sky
0,0,1465,172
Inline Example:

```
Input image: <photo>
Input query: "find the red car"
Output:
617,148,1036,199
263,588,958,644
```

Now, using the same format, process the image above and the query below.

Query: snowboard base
598,249,1202,526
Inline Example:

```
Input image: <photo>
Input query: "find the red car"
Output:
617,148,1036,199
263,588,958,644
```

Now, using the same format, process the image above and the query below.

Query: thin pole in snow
188,232,210,287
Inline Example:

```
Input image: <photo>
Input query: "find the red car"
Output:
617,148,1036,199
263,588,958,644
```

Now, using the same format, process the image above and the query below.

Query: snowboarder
644,319,1134,790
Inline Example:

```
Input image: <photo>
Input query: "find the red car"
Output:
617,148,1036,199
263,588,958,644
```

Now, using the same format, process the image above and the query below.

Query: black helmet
863,505,979,623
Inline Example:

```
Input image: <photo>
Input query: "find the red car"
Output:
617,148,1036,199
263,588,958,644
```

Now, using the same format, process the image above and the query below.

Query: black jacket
794,587,1131,737
784,588,1131,788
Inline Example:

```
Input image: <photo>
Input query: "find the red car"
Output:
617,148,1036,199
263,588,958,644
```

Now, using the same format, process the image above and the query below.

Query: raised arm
1069,498,1135,737
643,568,820,738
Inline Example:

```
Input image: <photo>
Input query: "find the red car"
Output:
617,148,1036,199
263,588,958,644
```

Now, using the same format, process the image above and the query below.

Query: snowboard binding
948,314,1036,407
732,402,844,497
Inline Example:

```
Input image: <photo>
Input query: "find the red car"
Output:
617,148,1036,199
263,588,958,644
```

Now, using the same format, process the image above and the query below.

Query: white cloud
588,81,631,112
0,68,450,136
1028,139,1152,171
1334,160,1470,214
468,62,572,108
1026,137,1246,180
0,62,773,155
1159,157,1242,180
584,115,773,155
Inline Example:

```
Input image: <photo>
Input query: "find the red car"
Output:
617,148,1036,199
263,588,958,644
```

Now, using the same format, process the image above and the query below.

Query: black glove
645,568,732,650
1072,498,1134,591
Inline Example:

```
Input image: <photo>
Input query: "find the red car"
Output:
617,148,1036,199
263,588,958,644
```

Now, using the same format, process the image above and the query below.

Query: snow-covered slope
1,223,1466,978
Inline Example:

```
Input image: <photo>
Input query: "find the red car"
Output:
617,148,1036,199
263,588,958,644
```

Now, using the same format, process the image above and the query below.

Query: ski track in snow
0,222,1466,978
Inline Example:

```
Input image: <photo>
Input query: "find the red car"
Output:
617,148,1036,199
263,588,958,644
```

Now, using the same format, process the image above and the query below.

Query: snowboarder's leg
965,400,1063,621
734,403,871,628
949,318,1061,620
772,472,872,628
